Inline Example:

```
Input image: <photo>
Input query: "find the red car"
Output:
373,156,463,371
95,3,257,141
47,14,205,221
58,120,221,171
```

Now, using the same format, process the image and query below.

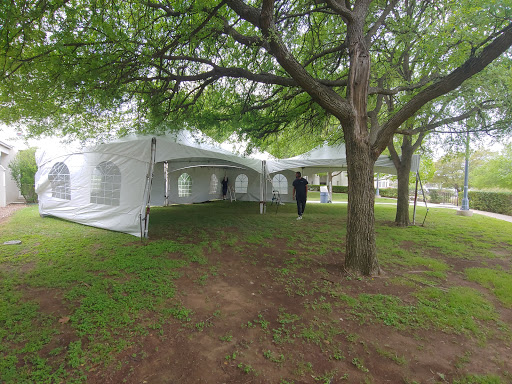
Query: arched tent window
178,173,192,197
235,174,248,194
90,161,121,206
272,174,288,195
209,174,218,195
49,162,71,200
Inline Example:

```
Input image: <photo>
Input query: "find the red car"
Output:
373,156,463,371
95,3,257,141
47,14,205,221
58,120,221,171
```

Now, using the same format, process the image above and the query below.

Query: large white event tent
267,143,402,175
35,131,404,238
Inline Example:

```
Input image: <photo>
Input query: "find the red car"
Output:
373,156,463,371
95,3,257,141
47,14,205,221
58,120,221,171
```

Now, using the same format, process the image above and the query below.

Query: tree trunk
342,17,380,276
395,155,412,226
344,136,380,276
393,136,416,226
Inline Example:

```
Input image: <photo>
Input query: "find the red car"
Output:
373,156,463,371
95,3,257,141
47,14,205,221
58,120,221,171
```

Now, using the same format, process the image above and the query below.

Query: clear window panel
272,174,288,195
90,161,121,206
48,162,71,200
235,174,248,194
209,174,219,195
178,173,192,197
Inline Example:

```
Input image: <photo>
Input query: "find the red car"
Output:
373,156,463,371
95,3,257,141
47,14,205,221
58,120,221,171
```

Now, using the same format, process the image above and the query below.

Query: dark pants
296,199,306,216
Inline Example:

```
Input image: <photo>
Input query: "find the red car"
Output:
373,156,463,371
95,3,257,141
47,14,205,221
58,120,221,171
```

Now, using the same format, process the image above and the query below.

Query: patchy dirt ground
2,204,512,384
90,234,512,383
0,203,27,225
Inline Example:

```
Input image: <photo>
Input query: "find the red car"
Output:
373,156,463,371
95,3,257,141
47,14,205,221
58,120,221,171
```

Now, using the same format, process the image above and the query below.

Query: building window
178,173,192,197
235,174,248,193
272,174,288,195
90,161,121,206
49,162,71,200
209,174,218,195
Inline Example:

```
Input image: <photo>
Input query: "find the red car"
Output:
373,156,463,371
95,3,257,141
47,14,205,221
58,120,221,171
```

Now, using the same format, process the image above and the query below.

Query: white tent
35,134,407,238
266,143,406,175
35,132,270,237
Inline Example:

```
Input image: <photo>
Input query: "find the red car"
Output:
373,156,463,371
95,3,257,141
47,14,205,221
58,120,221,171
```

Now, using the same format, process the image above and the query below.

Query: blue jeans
296,199,306,216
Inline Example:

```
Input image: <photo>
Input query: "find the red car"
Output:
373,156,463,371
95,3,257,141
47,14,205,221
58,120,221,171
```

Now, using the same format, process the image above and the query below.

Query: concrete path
308,199,512,223
406,202,512,223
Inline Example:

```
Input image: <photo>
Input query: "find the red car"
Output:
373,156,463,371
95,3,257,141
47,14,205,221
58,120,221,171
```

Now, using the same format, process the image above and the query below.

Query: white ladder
228,186,237,202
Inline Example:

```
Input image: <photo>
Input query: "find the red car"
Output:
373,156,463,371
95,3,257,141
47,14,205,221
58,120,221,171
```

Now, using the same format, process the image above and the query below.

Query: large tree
2,0,512,275
388,66,512,226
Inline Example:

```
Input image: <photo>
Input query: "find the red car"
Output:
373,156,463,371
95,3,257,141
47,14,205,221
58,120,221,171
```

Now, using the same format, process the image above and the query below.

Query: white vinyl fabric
35,132,267,237
35,133,408,238
266,143,417,176
35,148,150,237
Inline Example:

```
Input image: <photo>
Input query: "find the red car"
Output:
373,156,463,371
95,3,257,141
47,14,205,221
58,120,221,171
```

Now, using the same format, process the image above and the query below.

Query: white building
0,140,25,207
310,171,392,189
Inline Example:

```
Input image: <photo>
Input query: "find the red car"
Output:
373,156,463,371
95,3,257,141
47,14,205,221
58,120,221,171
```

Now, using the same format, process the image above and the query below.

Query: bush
332,185,348,193
378,188,398,198
307,185,348,193
467,191,512,215
429,189,441,204
8,147,38,203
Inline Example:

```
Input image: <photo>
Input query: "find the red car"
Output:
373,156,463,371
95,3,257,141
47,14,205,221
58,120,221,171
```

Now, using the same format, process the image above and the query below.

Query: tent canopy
266,143,415,175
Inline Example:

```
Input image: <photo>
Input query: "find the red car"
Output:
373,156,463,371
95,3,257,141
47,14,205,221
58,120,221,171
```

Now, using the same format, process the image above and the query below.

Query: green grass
1,202,512,383
465,268,512,307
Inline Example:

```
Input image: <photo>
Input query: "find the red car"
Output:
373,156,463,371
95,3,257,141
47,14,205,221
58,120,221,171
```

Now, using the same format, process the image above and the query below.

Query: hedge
377,188,398,198
309,185,397,196
307,185,349,193
466,191,512,215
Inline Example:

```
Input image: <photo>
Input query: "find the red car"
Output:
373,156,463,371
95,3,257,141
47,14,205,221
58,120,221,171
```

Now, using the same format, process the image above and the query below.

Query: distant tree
431,149,491,191
431,153,466,191
8,147,38,203
387,57,512,226
471,144,512,190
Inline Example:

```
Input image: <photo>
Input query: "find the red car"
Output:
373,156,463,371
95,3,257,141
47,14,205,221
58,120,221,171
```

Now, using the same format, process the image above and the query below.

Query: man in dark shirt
292,171,308,220
221,176,228,200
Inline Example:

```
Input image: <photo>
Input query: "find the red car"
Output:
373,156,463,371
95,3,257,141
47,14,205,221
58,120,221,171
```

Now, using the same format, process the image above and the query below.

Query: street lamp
457,127,473,216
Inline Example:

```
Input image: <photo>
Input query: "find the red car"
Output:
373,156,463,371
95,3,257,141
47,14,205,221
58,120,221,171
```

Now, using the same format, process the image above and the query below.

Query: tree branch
324,0,353,22
372,22,512,157
365,0,399,46
369,74,440,95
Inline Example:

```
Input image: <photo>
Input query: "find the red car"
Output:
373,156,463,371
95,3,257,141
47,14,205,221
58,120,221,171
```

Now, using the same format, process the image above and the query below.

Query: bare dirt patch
0,203,27,225
82,235,512,384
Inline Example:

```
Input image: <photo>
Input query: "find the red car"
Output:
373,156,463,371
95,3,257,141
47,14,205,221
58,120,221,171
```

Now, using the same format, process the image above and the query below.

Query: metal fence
425,189,459,206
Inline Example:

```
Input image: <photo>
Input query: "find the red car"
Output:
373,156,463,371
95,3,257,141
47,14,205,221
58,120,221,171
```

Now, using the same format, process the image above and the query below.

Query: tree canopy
471,144,512,190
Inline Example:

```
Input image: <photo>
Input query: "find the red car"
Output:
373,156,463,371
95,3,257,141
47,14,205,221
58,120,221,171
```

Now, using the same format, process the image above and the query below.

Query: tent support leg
141,137,157,239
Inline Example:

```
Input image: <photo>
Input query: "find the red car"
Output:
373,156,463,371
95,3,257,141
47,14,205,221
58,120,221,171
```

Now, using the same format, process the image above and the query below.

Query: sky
0,124,273,160
0,124,79,151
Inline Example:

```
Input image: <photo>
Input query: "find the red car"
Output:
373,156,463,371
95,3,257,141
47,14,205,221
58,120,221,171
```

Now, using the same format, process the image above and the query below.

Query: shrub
332,185,348,193
467,191,512,215
8,147,38,203
308,185,348,193
378,188,398,198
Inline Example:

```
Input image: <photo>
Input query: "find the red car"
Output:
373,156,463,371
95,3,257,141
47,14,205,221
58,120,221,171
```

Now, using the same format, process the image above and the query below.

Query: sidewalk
308,199,512,224
411,201,512,223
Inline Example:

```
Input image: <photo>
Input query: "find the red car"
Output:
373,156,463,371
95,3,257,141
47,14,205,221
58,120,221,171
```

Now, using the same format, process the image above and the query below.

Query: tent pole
260,160,266,214
141,137,157,239
417,172,430,226
164,161,169,207
412,171,419,225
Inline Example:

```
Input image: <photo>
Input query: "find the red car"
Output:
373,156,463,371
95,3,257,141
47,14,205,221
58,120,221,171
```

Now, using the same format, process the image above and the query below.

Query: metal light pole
458,127,472,216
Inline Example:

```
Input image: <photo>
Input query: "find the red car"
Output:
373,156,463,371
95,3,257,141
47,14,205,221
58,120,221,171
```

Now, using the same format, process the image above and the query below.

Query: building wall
310,171,391,189
0,141,25,207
